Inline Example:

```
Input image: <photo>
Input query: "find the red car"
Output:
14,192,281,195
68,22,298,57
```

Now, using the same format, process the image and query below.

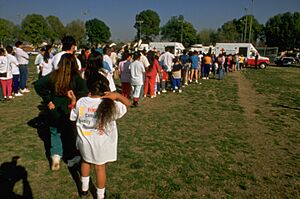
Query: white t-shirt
35,53,44,74
0,56,12,80
129,60,145,85
15,47,29,65
41,58,53,76
140,54,150,68
159,51,175,72
52,51,81,70
70,97,127,165
7,54,19,75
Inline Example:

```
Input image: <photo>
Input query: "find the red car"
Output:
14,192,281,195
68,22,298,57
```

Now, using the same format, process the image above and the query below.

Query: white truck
214,43,270,69
190,44,214,54
148,42,185,56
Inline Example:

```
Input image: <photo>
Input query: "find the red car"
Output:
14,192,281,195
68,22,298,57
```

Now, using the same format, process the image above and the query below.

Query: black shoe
80,190,88,198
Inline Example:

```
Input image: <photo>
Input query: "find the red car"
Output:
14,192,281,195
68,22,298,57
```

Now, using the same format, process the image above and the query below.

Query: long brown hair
50,53,79,96
87,73,116,129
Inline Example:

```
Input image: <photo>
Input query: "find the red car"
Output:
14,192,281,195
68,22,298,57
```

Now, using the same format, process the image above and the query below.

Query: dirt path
231,71,296,198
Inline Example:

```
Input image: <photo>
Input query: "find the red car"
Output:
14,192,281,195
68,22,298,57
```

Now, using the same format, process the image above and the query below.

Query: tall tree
197,28,216,46
65,19,86,46
85,18,111,46
46,15,65,44
0,18,18,46
134,9,160,42
265,12,300,51
20,14,50,45
160,15,197,47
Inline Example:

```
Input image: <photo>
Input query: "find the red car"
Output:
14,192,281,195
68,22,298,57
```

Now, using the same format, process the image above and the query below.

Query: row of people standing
0,41,31,101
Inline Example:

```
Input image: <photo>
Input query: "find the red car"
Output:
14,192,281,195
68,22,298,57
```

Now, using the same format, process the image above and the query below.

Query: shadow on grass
0,156,33,199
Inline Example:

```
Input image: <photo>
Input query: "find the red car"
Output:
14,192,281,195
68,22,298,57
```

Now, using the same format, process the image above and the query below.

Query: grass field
0,62,299,199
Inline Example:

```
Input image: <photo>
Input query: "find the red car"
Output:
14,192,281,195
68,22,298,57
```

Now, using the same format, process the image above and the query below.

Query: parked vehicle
190,44,214,54
148,42,185,56
275,57,297,67
214,43,270,69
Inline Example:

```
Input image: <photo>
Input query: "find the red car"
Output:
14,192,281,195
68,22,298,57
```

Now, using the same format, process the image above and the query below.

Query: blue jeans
50,127,63,157
172,78,181,90
19,65,28,90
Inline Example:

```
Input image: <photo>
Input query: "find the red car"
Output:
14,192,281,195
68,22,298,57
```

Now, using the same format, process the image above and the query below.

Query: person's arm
101,92,131,107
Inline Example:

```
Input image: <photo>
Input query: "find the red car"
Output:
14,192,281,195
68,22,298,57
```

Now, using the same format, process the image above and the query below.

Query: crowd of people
0,36,247,198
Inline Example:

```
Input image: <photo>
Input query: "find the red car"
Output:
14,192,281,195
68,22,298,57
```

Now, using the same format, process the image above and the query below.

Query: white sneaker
157,91,161,95
14,93,23,97
51,154,61,171
173,90,175,93
67,156,81,167
8,96,14,99
195,80,199,83
162,90,167,93
20,88,30,93
179,89,182,93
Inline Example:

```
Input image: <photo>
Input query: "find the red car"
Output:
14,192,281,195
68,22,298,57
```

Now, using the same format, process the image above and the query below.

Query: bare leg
95,164,106,189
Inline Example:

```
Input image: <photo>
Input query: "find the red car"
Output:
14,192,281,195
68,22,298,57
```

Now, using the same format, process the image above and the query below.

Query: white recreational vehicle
148,42,185,56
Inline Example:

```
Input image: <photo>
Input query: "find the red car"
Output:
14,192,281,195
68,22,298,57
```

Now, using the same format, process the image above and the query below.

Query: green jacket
34,73,88,123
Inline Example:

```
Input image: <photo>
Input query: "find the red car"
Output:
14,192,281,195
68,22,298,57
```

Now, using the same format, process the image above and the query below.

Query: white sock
96,187,105,199
81,176,90,191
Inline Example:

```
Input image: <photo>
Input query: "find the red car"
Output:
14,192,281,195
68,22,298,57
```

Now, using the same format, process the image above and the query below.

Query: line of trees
0,10,299,51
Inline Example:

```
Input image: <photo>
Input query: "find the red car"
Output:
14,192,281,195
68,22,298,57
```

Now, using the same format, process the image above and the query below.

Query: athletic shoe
14,93,23,97
195,80,199,83
67,156,81,167
157,91,161,95
162,89,167,93
8,96,14,99
20,88,30,93
51,154,61,171
179,89,182,93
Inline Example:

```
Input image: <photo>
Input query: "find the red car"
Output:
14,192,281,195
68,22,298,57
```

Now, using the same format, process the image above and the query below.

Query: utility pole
136,20,144,41
249,0,254,43
244,8,248,42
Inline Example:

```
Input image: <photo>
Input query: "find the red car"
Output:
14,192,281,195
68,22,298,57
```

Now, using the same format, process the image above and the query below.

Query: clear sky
0,0,299,41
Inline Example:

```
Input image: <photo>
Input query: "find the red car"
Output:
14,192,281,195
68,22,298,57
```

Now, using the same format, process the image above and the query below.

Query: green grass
0,62,299,198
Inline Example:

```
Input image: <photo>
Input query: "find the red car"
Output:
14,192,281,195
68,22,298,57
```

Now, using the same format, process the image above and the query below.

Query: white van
149,42,185,56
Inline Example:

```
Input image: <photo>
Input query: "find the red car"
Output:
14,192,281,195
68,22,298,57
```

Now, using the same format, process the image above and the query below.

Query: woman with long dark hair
35,53,88,171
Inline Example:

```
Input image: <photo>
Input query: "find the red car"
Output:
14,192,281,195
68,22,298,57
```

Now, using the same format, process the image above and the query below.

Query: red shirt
146,59,162,77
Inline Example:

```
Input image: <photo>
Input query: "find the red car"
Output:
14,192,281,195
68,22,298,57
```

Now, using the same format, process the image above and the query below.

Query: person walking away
0,48,13,99
15,41,30,93
172,57,182,93
129,52,145,107
34,53,88,171
6,46,22,97
68,73,130,199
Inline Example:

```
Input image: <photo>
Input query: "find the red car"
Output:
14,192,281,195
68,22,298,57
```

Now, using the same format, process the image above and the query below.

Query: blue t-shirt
180,54,190,65
191,55,199,68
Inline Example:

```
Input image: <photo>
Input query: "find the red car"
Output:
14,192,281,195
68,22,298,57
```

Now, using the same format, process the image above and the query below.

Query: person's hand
67,90,76,101
48,101,55,110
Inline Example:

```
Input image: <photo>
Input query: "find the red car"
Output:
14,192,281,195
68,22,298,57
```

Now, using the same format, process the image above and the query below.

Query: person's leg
49,126,63,170
81,161,91,192
13,75,20,94
190,69,194,82
0,79,7,98
195,69,199,83
19,65,26,90
7,78,13,97
95,164,106,199
143,76,149,97
149,76,156,97
172,78,176,91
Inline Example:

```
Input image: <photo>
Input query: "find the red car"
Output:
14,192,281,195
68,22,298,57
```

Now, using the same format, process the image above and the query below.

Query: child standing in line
129,51,145,107
68,73,130,199
172,57,182,93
